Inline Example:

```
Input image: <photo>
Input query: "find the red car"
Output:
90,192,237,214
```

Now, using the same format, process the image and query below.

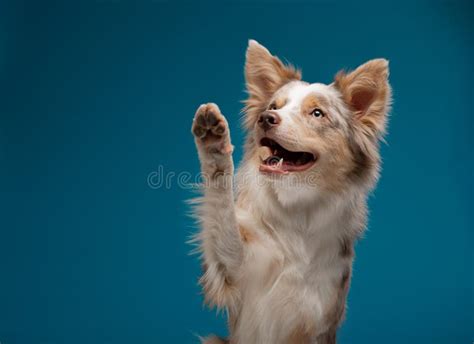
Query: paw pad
192,103,228,141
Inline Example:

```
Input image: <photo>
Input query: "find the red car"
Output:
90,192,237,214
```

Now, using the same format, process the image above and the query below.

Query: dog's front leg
191,103,242,311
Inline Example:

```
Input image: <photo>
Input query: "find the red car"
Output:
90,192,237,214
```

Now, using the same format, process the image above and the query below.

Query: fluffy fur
190,40,391,344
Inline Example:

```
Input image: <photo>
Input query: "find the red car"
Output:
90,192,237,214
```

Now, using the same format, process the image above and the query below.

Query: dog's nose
258,112,281,131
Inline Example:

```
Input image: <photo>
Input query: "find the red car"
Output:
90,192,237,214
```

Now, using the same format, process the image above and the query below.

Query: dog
190,40,391,344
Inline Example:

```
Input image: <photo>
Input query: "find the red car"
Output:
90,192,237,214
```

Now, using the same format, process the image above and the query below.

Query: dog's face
243,40,391,201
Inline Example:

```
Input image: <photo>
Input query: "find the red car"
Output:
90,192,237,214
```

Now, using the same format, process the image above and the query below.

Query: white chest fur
233,195,350,344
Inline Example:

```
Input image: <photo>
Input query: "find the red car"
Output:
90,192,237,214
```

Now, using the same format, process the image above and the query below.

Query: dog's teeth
258,146,272,162
276,158,283,168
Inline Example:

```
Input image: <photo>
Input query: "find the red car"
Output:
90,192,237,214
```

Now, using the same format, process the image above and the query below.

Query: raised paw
192,103,232,154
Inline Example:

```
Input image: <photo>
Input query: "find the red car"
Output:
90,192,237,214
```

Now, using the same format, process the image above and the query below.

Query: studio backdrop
0,1,472,343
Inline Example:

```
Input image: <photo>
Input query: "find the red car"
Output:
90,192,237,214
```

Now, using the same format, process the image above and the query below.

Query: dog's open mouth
258,138,317,174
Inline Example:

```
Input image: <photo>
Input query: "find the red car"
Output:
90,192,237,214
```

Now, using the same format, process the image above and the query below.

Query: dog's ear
334,59,391,138
244,40,301,128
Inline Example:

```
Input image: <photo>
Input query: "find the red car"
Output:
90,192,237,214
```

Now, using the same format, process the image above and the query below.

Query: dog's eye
268,103,277,110
311,108,325,118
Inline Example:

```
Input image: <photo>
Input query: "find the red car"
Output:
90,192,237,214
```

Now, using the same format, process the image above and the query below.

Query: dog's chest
234,208,344,343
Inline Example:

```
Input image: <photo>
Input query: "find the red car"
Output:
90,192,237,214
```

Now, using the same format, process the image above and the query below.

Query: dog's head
242,40,391,203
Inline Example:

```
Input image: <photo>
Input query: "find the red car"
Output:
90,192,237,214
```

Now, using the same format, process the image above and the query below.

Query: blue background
0,0,472,343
